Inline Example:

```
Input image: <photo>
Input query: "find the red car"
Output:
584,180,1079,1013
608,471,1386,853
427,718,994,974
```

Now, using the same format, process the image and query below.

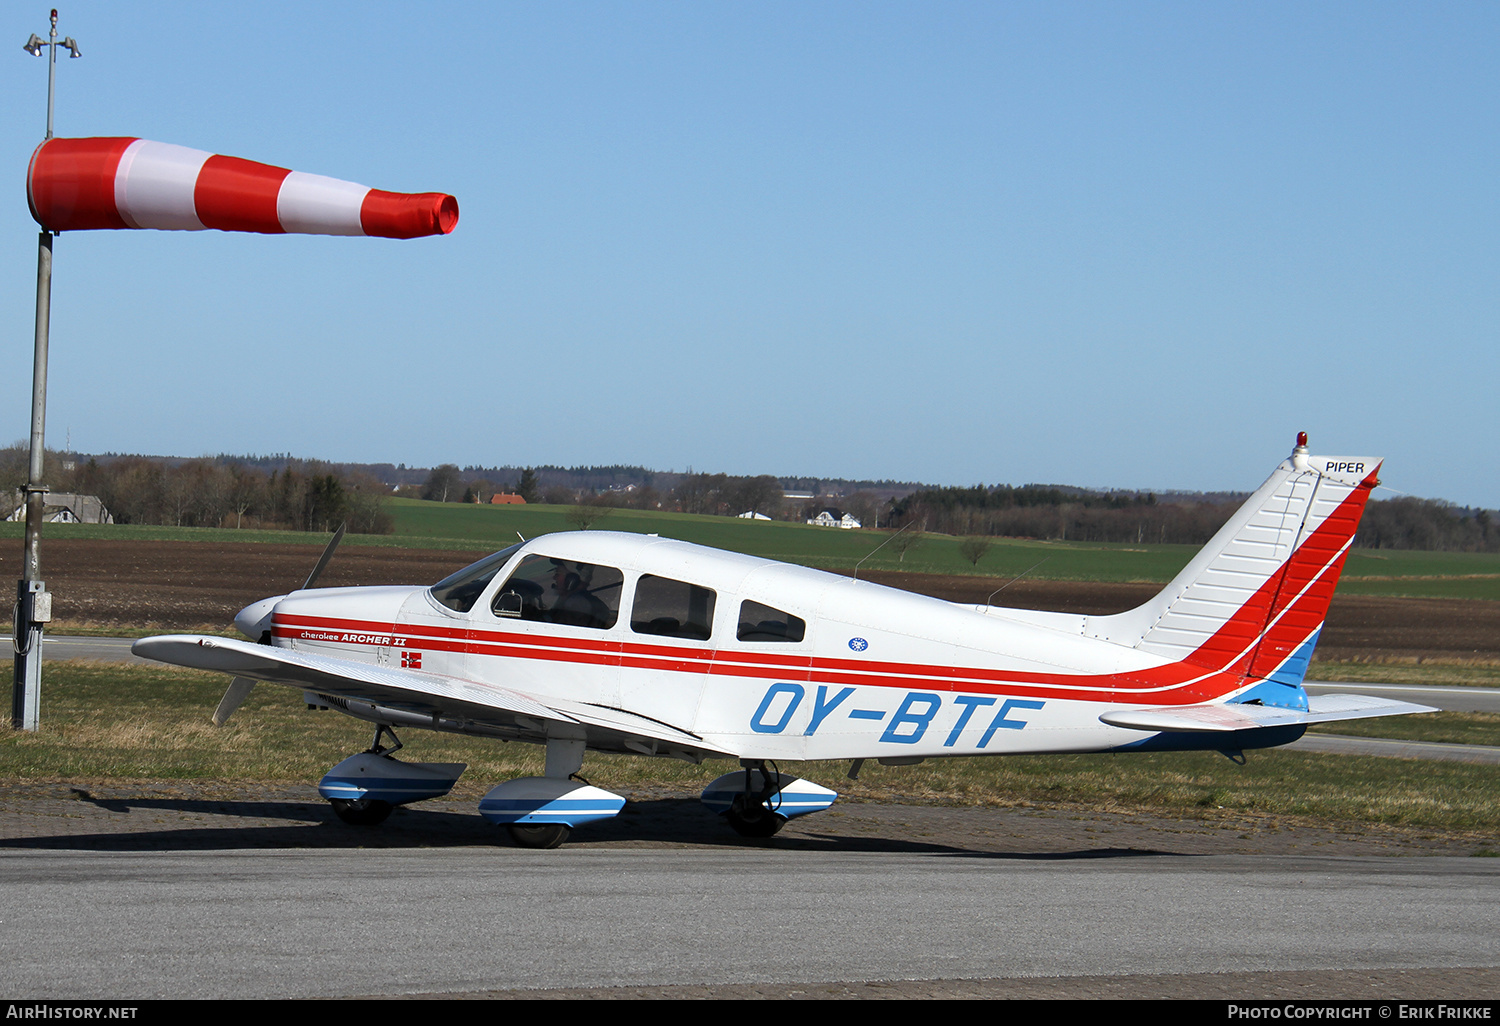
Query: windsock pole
13,8,76,731
13,16,457,729
14,232,52,732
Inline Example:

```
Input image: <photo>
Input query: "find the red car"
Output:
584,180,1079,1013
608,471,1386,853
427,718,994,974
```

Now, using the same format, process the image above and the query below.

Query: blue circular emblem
848,637,868,652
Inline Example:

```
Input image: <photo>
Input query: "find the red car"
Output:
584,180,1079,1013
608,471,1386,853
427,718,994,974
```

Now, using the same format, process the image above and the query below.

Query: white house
806,508,861,529
5,492,114,524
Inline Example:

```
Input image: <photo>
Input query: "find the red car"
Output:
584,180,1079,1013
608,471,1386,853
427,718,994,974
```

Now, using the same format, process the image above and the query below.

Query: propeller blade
213,677,257,726
219,523,345,723
302,521,347,591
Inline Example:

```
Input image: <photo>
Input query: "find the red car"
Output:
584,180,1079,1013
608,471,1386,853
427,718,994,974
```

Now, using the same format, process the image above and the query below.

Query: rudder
1084,434,1380,681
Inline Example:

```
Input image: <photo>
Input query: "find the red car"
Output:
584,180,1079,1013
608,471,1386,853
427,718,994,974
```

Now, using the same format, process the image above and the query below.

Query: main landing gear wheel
507,824,571,849
725,795,786,838
330,797,393,826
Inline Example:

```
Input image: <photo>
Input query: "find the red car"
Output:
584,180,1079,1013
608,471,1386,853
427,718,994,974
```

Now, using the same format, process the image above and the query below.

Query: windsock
27,137,457,239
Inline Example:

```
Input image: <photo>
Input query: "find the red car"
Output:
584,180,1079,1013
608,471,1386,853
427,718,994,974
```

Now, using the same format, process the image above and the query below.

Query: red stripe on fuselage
269,474,1371,707
273,613,1232,705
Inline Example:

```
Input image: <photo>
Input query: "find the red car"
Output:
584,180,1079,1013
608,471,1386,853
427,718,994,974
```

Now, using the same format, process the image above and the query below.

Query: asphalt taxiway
3,643,1495,998
2,847,1497,999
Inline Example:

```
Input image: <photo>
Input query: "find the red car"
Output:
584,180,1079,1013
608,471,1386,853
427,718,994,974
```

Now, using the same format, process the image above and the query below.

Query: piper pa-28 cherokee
134,435,1432,848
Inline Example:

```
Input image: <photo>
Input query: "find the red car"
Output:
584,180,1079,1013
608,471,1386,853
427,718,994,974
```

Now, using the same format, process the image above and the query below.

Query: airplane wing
131,635,713,754
1098,693,1437,733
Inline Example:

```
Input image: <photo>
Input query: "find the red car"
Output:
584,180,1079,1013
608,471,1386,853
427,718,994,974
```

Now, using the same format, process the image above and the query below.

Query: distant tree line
890,483,1500,552
6,444,1493,552
889,484,1229,544
401,462,921,506
0,446,391,534
1356,497,1496,552
418,464,792,520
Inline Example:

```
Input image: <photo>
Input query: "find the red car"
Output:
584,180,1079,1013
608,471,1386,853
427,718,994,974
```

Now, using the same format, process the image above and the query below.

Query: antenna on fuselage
851,521,917,582
982,557,1050,614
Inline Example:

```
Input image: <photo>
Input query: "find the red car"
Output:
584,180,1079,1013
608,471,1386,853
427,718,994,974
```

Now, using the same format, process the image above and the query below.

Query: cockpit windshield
429,543,523,613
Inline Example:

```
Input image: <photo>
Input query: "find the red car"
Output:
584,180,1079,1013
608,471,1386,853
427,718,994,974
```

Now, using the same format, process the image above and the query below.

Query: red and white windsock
27,137,458,239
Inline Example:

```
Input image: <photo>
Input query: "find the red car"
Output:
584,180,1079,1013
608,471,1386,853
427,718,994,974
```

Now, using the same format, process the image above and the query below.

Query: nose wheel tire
507,823,571,849
330,797,393,826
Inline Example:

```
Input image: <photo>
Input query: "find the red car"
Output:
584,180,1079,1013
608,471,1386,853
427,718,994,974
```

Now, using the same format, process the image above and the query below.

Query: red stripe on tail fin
1243,463,1378,679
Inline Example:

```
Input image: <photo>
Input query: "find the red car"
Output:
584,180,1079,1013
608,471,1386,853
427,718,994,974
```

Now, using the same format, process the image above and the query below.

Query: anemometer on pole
13,9,80,732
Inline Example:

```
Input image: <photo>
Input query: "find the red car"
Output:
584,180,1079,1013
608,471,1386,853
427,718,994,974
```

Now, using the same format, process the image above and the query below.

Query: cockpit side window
429,544,523,613
631,575,716,641
490,554,623,630
737,600,806,643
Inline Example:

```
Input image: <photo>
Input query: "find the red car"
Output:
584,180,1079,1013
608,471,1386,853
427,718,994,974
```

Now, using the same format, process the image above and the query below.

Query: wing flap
1100,693,1436,733
545,698,709,748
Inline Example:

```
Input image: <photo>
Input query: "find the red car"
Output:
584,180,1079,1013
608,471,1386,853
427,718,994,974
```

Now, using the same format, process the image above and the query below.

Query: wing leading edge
131,635,713,754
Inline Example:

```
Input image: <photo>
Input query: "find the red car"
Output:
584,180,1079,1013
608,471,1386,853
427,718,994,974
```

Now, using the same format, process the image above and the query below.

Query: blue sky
3,2,1496,507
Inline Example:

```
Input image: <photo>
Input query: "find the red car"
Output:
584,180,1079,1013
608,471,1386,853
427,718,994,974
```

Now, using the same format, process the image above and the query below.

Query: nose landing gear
318,724,467,827
330,796,394,826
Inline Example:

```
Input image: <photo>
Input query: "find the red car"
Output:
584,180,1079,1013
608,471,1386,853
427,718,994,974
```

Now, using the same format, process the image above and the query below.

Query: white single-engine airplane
134,435,1433,847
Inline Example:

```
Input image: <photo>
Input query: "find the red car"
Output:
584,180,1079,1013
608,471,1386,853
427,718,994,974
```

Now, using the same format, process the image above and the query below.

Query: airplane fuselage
266,532,1289,764
134,443,1435,845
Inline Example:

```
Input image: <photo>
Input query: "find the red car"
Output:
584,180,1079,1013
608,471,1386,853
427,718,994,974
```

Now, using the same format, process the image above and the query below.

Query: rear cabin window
631,575,716,641
490,554,623,630
737,600,806,643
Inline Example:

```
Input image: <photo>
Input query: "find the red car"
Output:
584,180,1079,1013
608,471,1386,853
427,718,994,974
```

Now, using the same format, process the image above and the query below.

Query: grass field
384,499,1205,580
1307,711,1500,746
1308,662,1500,687
1,663,1495,840
385,500,1500,597
8,500,1492,599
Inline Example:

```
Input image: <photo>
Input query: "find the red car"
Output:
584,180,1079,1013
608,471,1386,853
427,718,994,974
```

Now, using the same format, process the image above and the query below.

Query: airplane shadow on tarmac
0,790,1183,860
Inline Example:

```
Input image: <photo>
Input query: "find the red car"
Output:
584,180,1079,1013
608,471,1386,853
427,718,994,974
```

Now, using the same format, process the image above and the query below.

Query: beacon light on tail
26,137,457,239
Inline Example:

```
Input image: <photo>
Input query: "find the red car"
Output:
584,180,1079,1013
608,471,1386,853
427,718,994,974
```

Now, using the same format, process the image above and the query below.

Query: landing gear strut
724,761,787,838
365,723,402,757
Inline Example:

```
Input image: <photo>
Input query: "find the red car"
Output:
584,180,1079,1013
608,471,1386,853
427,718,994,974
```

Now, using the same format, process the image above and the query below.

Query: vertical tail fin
1086,435,1380,683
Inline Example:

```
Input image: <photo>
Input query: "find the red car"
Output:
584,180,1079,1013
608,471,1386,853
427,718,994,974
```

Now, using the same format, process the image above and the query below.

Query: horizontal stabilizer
1100,693,1436,733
